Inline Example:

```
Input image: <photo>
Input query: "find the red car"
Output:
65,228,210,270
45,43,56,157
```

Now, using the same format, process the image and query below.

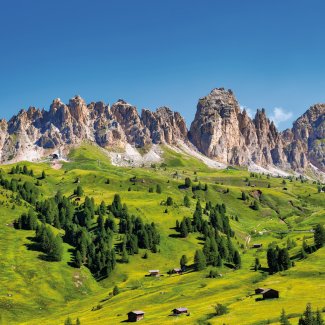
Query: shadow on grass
169,233,182,238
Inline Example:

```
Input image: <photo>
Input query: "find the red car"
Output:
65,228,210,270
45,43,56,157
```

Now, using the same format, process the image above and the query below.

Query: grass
0,143,324,324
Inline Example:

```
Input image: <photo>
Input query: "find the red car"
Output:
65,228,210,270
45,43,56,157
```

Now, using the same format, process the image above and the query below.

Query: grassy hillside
0,143,324,325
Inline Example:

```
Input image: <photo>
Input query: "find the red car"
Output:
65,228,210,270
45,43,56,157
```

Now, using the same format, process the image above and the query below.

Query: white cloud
240,105,253,118
270,107,293,126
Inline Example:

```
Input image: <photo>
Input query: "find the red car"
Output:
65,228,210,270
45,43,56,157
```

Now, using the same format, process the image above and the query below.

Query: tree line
176,200,241,271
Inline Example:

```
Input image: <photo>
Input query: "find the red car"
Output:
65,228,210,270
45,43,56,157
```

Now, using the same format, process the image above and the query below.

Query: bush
215,303,228,316
113,285,120,296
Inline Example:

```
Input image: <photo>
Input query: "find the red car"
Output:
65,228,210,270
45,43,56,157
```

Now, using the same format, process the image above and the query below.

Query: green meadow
0,143,324,325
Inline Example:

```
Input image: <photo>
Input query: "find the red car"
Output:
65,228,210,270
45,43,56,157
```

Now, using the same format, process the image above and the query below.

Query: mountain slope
0,145,324,324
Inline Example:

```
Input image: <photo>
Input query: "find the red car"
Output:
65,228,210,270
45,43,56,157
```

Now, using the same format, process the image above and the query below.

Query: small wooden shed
261,288,279,299
172,307,188,315
148,270,160,277
253,243,263,248
127,310,145,322
172,268,183,274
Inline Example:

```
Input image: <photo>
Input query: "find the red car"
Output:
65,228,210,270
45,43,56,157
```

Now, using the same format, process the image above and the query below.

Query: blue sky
0,0,324,130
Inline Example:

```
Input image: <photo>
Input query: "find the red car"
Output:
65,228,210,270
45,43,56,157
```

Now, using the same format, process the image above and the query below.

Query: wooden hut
172,268,182,274
172,307,188,315
252,243,263,248
148,270,160,277
127,311,145,322
261,288,279,299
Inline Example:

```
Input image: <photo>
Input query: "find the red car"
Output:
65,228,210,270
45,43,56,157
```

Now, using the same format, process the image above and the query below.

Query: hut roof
128,310,145,315
174,307,188,312
261,288,278,294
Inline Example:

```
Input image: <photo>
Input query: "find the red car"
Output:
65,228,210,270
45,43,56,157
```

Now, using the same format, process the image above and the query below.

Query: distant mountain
189,88,325,173
0,88,324,176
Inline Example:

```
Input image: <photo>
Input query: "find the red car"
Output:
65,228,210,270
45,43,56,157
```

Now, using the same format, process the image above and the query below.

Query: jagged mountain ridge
189,88,325,173
0,88,324,174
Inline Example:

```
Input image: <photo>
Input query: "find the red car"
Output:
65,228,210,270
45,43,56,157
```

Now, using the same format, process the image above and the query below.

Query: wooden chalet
261,288,279,299
252,243,263,248
148,270,160,277
172,268,183,274
172,307,188,315
127,310,145,322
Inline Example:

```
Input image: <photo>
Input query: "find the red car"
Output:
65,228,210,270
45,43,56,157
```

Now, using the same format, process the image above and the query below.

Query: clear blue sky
0,0,324,130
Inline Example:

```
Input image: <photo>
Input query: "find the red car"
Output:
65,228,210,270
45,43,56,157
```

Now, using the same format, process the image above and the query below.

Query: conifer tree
184,177,191,188
180,221,188,238
233,250,241,269
280,308,291,325
298,303,314,325
113,285,120,296
314,224,325,248
184,194,190,208
166,197,173,206
194,249,206,271
180,255,188,269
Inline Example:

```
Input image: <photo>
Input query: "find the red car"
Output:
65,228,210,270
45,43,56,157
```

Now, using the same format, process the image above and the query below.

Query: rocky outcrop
283,104,325,171
189,88,249,165
189,88,324,172
0,96,189,163
141,107,187,144
110,100,151,147
0,89,323,174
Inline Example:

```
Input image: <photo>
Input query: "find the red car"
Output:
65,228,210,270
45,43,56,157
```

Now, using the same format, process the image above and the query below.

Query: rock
111,100,151,147
0,89,323,175
283,104,325,171
189,88,250,165
141,106,188,144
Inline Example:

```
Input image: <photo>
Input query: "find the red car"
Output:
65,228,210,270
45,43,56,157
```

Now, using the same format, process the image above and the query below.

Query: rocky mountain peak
0,89,323,176
141,106,188,144
67,96,88,123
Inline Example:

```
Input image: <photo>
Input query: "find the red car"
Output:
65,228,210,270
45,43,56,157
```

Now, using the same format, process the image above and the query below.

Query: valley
0,143,324,324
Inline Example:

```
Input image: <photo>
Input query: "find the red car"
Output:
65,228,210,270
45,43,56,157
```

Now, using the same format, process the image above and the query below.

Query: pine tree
194,249,206,271
113,285,120,296
254,257,260,271
180,254,188,269
241,192,247,201
184,195,190,208
298,303,314,325
41,170,46,179
180,221,188,238
156,184,162,194
76,318,81,325
314,224,325,248
315,309,324,325
74,185,84,197
233,250,241,269
121,247,129,263
49,235,64,261
184,177,191,188
166,197,173,206
75,250,83,268
64,317,72,325
280,308,291,325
